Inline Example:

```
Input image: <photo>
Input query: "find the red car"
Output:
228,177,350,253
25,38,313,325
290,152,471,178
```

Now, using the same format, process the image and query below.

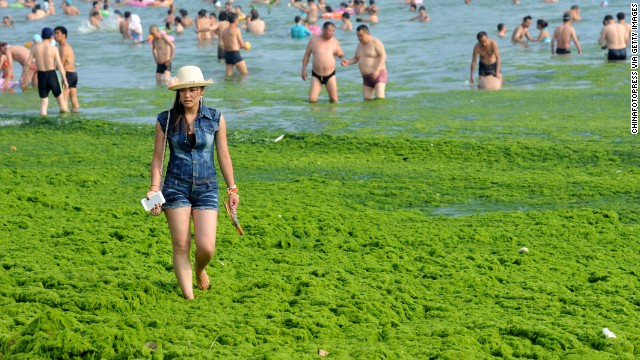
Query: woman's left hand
229,193,240,211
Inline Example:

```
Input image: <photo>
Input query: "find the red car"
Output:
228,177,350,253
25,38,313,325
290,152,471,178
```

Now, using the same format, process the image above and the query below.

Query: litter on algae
1,63,639,358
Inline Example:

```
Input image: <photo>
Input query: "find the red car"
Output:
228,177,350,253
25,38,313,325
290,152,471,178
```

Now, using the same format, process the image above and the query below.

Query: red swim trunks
362,69,387,88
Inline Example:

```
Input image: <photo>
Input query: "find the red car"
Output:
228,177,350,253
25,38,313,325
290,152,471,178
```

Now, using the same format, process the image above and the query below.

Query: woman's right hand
146,191,163,216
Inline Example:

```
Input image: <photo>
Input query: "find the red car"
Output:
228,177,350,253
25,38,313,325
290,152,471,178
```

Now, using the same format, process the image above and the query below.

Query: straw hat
167,66,213,91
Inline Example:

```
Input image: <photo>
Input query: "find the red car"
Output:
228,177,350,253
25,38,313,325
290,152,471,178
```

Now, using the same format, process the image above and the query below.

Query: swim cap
33,34,43,42
65,0,71,4
41,27,54,39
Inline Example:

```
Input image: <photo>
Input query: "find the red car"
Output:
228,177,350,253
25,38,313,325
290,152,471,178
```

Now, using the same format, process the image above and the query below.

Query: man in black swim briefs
301,21,344,102
221,13,249,76
54,26,80,112
478,61,496,77
311,70,335,85
551,14,582,56
25,27,68,115
224,50,243,66
599,14,629,62
469,31,502,86
607,48,627,61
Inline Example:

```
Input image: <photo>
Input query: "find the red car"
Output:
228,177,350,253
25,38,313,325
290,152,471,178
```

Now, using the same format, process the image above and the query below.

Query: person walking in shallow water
301,21,344,103
147,66,239,300
341,25,387,100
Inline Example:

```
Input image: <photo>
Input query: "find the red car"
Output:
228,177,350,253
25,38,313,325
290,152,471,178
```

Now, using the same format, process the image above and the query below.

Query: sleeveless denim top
157,105,221,184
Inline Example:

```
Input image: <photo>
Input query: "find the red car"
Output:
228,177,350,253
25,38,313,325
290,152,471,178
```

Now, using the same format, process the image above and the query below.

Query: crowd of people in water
0,0,634,113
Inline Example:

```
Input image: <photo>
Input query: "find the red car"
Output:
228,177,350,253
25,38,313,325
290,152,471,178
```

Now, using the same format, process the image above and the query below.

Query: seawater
0,0,629,126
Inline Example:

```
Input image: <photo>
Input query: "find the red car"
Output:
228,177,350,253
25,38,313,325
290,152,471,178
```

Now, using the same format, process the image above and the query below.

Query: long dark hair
169,89,203,134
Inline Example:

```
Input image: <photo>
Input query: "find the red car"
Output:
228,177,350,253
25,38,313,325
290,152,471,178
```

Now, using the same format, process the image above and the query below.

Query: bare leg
69,88,80,111
40,97,48,116
375,83,386,99
56,94,69,113
155,72,162,86
362,85,375,100
235,60,248,75
325,75,339,103
163,70,171,84
165,207,195,299
226,64,234,77
192,210,218,290
308,77,322,103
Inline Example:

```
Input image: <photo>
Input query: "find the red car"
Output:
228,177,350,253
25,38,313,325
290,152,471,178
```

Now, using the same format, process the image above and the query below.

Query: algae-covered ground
1,64,639,359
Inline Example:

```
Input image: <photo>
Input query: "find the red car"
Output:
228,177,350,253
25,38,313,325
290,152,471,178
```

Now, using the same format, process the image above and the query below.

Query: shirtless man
221,13,249,76
564,5,580,22
295,0,319,25
409,6,430,22
497,23,506,38
301,22,344,103
214,11,230,61
511,15,533,44
469,31,502,89
0,43,37,90
120,11,132,39
54,26,80,111
356,7,378,23
150,25,175,84
27,5,47,20
617,12,632,44
599,15,629,61
341,25,387,99
195,9,213,41
90,10,102,28
551,14,582,55
62,0,80,15
341,12,352,31
25,27,68,115
246,9,265,34
179,9,194,27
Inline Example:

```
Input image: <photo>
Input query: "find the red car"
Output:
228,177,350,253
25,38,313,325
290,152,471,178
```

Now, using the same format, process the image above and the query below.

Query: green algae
1,63,639,358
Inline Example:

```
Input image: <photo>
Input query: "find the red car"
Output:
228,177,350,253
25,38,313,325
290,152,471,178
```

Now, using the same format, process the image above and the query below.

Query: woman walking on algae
146,65,240,300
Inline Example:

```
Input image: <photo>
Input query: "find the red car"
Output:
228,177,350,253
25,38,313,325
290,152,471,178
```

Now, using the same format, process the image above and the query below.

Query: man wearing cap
25,27,68,115
62,0,80,16
551,14,582,55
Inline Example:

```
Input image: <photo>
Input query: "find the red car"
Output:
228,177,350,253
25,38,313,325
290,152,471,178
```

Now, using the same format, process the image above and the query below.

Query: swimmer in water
470,31,502,90
340,25,387,100
551,14,582,55
497,23,506,38
512,15,533,44
408,6,430,22
301,21,344,103
535,19,550,43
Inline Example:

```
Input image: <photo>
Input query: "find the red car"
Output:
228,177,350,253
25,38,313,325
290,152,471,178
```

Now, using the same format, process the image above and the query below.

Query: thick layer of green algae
1,63,639,359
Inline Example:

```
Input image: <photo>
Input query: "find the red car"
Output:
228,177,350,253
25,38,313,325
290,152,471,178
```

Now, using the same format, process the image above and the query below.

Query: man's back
248,19,265,34
32,42,56,71
553,25,572,48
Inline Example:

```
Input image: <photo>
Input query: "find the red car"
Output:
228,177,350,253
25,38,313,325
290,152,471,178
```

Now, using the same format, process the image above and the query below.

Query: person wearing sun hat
146,65,239,300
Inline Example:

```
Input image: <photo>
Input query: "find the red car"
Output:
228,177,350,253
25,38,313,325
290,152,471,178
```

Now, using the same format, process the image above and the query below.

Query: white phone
141,192,166,211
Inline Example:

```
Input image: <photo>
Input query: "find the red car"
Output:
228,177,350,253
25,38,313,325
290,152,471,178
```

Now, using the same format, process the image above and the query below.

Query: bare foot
196,268,210,290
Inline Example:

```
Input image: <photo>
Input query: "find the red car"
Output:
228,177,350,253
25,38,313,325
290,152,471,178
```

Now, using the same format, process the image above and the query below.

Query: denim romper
157,105,221,211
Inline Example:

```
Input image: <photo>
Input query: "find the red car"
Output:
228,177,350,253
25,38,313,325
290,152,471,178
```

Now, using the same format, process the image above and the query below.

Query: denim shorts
162,177,219,211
